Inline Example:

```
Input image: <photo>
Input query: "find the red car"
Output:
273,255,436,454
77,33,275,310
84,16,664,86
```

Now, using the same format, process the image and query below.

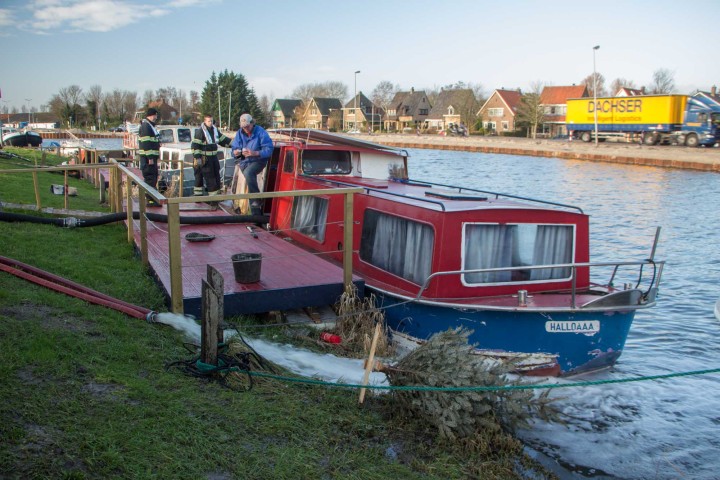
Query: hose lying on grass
0,211,268,227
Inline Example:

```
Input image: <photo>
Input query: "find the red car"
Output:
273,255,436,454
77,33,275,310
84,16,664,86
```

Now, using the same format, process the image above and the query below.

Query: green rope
241,367,720,392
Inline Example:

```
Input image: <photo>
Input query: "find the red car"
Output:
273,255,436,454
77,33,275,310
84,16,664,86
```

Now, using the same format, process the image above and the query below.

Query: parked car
109,125,126,132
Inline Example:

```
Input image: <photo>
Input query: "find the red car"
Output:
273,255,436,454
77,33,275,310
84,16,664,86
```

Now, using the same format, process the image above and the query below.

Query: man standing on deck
231,113,273,216
138,108,161,207
191,114,233,197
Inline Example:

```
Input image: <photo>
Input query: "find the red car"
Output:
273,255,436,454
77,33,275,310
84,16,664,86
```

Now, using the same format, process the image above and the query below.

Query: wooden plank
201,279,219,366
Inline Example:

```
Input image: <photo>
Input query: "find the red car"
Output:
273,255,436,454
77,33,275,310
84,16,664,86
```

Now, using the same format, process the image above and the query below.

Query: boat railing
405,178,584,214
415,259,664,309
299,174,449,211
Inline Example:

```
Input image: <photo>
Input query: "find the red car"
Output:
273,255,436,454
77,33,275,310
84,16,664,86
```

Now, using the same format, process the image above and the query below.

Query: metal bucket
231,253,262,283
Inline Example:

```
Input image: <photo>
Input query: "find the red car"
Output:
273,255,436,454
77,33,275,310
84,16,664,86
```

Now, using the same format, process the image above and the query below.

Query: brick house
426,88,478,132
384,88,431,132
271,99,303,128
343,92,383,132
477,89,522,134
303,97,342,130
539,85,588,137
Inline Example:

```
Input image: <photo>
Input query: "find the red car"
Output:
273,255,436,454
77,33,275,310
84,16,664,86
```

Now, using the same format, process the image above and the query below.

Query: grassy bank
0,147,554,479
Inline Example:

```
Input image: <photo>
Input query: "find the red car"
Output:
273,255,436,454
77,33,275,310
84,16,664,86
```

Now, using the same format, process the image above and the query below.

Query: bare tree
370,80,399,130
609,78,638,96
516,81,546,139
649,69,676,94
86,84,103,128
291,81,349,104
141,89,154,108
258,94,272,124
581,72,607,97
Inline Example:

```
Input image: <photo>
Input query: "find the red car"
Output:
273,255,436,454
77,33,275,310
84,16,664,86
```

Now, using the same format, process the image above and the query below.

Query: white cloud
17,0,208,34
0,8,14,27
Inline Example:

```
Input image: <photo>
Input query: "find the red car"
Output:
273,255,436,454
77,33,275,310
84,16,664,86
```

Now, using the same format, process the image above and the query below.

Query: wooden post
139,194,148,266
201,265,224,366
343,192,354,292
32,171,41,211
167,201,184,314
41,151,47,166
359,322,382,404
126,179,134,243
64,170,69,210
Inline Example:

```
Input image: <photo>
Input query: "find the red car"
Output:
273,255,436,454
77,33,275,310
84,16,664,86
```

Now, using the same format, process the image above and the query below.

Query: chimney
411,87,415,93
712,85,717,96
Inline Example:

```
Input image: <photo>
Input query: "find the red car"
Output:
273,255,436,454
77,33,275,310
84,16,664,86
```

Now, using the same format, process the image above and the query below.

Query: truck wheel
580,132,591,142
685,133,699,148
643,133,658,145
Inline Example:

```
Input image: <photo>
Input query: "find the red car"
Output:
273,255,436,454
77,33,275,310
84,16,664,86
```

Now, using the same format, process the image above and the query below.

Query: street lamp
592,45,600,146
25,98,32,126
354,70,360,131
217,85,222,128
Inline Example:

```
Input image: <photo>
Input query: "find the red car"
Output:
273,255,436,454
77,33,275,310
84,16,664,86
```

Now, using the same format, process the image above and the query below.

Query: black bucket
231,253,262,283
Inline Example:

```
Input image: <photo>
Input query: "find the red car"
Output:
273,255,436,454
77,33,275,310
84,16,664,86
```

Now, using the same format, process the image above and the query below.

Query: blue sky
2,0,719,112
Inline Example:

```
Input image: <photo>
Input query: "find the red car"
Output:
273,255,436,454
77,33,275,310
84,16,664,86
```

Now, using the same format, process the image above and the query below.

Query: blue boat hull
372,289,636,375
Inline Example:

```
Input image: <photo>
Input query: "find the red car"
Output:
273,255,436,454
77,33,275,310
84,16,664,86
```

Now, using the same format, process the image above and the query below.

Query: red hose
0,256,152,320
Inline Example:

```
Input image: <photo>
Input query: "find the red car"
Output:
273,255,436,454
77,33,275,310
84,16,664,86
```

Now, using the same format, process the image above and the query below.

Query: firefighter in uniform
138,108,161,207
191,114,233,197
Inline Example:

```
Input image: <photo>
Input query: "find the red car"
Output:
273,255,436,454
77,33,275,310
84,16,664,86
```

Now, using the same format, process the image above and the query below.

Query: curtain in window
363,212,434,284
530,225,572,280
464,225,516,283
291,196,328,241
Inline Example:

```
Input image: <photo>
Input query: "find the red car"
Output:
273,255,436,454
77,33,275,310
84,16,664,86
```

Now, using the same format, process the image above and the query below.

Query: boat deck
129,202,364,318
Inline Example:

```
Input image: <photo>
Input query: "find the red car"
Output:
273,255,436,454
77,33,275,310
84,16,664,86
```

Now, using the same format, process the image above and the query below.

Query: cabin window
291,195,328,242
301,150,352,175
463,223,574,284
360,210,434,285
283,150,295,173
178,129,193,142
158,129,175,143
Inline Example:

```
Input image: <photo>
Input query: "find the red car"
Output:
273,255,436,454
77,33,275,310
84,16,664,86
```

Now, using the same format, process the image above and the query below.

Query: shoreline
349,133,720,173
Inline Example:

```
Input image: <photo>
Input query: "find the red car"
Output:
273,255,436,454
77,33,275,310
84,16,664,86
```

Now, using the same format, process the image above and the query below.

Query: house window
291,195,328,242
488,108,504,117
388,109,396,116
360,210,434,285
448,106,454,115
419,108,428,115
484,121,496,130
311,108,317,115
462,223,574,285
502,121,509,131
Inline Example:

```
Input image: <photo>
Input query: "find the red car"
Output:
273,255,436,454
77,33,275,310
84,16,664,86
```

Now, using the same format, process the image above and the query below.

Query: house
343,92,383,132
539,85,588,137
693,86,720,108
271,99,303,128
148,99,179,125
303,97,343,130
477,89,522,133
384,88,431,132
426,88,478,132
615,87,645,97
0,112,59,129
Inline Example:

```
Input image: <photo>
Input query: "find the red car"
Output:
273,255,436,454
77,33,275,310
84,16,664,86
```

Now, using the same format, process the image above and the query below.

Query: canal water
409,148,720,480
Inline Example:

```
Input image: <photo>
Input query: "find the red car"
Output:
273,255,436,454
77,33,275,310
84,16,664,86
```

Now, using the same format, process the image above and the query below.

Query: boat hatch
425,190,488,201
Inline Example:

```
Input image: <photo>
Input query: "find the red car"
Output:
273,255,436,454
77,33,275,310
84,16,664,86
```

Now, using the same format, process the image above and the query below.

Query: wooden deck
130,202,364,318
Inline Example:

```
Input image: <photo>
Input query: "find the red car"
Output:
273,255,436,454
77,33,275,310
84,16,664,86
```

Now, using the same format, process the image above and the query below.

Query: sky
2,0,720,112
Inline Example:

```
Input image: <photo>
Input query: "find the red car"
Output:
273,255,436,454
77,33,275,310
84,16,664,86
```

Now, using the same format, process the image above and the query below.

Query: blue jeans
241,160,266,213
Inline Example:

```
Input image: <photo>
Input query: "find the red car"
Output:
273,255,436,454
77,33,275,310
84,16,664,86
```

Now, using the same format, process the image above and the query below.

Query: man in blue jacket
231,113,273,216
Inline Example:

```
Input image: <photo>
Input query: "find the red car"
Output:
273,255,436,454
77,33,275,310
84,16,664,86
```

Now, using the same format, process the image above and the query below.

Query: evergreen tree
200,70,265,128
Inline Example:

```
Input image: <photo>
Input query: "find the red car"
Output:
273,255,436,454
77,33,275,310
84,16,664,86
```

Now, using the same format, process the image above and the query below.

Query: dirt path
352,133,720,173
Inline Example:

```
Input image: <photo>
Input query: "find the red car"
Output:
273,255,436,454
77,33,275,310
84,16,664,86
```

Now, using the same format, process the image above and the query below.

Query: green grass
0,147,555,479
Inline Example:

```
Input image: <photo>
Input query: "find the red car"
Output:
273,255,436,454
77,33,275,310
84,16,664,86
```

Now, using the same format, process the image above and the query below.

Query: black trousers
140,157,158,190
194,156,221,193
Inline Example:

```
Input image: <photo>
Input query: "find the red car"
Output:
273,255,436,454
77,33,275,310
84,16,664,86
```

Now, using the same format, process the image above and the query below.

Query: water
42,137,124,150
408,149,720,479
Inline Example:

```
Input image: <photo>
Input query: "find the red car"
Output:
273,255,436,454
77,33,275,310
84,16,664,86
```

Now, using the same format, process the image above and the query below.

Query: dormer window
448,106,455,115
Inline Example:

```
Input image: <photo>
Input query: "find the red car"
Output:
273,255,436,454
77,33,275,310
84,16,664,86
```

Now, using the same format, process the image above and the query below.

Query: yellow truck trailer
566,94,720,147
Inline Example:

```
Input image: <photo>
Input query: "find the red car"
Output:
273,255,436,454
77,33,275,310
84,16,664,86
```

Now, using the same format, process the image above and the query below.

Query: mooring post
201,265,225,366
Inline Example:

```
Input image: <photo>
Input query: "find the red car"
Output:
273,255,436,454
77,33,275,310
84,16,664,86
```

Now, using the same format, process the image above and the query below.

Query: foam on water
153,313,387,386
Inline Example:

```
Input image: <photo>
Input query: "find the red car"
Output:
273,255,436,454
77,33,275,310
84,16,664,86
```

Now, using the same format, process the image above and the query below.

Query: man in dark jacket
138,108,161,207
191,114,233,197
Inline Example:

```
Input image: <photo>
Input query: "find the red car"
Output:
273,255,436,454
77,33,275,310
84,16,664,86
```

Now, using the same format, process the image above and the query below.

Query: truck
566,94,720,147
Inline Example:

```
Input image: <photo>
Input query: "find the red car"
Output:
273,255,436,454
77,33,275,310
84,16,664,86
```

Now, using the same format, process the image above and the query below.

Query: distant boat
2,129,43,147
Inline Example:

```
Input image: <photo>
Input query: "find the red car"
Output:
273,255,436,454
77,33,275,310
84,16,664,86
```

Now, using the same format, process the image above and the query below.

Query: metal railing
411,258,664,310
